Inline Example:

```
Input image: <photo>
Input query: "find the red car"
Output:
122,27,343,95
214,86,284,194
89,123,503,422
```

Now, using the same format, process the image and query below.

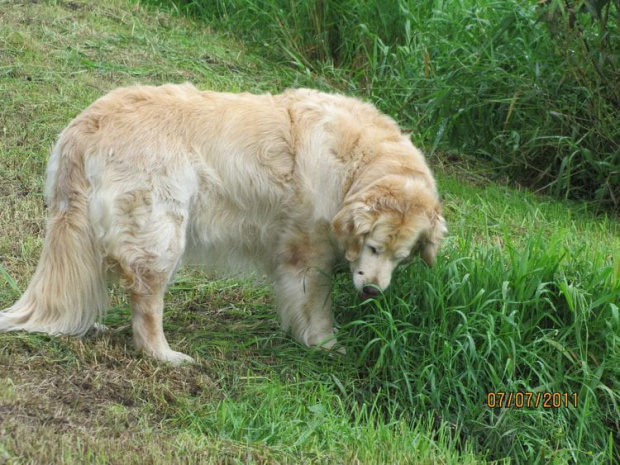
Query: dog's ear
332,202,374,262
420,210,447,267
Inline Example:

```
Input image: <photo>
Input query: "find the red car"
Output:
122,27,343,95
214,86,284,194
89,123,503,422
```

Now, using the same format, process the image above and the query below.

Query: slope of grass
1,1,619,463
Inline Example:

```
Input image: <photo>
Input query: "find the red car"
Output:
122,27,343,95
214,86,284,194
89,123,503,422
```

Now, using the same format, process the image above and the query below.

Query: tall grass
146,0,620,211
334,227,619,463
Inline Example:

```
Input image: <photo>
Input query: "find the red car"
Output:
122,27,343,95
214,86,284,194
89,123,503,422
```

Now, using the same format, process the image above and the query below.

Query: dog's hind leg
110,191,193,365
128,271,193,365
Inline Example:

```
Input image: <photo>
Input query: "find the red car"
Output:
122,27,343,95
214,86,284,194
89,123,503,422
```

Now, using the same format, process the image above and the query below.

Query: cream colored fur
0,83,446,364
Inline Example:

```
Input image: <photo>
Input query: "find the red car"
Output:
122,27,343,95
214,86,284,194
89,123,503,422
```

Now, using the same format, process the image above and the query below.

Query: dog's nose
362,286,380,296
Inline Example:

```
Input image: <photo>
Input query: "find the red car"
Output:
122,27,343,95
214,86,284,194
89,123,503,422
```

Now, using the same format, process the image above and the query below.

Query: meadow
0,0,618,463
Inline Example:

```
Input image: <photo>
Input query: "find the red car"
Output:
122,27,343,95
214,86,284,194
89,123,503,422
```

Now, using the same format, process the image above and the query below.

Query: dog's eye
368,245,378,255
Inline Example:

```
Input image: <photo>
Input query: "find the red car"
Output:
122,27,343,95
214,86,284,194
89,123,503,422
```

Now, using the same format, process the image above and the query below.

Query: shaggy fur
0,83,446,364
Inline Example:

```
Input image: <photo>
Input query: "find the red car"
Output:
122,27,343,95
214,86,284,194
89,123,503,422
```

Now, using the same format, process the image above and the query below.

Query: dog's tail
0,128,108,336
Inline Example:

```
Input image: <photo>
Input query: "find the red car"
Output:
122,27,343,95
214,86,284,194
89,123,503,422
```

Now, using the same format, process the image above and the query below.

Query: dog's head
332,175,446,298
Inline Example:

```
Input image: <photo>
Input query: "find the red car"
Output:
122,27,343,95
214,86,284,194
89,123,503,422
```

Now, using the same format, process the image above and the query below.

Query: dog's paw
331,344,346,355
322,341,346,356
308,333,346,355
92,323,109,333
154,349,195,366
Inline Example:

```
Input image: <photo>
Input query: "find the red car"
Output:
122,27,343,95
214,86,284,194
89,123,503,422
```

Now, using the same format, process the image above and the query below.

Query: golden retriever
0,83,446,364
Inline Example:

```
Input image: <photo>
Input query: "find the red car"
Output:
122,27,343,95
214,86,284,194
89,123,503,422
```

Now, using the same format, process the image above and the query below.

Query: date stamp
486,392,578,409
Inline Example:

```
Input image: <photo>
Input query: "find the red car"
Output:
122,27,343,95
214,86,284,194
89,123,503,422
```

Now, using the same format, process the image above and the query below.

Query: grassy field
1,0,619,463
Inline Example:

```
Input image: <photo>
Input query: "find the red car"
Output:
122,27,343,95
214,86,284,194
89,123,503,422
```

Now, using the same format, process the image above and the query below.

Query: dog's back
75,83,298,273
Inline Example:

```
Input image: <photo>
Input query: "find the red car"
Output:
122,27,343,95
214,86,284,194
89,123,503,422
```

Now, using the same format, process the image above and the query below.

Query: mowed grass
0,1,619,463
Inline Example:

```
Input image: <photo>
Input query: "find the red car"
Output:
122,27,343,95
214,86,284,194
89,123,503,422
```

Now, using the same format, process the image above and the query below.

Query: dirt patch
0,331,278,463
0,334,219,435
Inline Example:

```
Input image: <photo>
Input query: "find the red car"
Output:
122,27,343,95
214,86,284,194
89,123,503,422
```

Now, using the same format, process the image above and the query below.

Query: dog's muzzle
361,285,381,300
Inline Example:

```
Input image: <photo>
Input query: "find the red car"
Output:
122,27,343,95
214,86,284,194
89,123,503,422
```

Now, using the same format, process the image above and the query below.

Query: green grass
1,0,619,463
342,192,620,462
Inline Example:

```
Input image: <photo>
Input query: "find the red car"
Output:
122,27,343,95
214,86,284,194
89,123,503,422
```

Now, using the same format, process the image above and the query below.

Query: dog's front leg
275,229,341,352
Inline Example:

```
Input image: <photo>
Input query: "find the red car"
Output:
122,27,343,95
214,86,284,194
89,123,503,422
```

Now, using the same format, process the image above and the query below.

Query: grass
1,0,619,463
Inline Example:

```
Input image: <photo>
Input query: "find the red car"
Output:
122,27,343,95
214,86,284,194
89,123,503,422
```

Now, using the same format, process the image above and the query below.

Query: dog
0,83,446,364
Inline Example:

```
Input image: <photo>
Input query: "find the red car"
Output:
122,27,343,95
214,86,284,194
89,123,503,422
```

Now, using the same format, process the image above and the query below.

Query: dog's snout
362,286,380,296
